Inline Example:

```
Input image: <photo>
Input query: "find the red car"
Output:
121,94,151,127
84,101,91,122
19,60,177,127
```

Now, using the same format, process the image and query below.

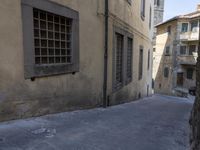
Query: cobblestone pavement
0,94,194,150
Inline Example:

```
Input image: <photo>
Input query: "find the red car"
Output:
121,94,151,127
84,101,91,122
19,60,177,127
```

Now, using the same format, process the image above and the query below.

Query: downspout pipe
103,0,109,108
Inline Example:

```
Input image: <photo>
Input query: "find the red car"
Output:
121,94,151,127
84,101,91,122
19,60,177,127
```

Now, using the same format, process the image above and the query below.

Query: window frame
164,67,169,78
147,49,150,70
112,26,134,92
167,25,171,34
187,68,194,80
165,46,170,56
180,45,187,55
22,0,79,79
189,45,196,55
138,46,144,80
181,23,188,33
140,0,146,20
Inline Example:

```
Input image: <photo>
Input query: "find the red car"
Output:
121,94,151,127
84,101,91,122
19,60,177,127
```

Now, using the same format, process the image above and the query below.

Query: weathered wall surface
0,0,105,121
153,21,177,95
0,0,153,122
107,0,153,104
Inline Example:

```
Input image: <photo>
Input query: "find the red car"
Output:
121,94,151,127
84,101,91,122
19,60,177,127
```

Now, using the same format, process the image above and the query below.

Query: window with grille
187,68,194,79
127,37,133,83
33,9,72,65
115,33,124,89
22,0,79,79
139,47,143,80
180,46,187,55
113,27,134,92
189,45,196,55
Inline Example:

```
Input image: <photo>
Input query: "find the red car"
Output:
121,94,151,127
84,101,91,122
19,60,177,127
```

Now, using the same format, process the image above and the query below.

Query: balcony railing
177,54,197,65
180,30,199,41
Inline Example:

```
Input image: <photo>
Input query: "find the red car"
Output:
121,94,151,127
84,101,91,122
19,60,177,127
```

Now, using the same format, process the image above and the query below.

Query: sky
164,0,200,21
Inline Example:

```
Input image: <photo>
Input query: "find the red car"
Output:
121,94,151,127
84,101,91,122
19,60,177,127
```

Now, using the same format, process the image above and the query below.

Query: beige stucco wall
153,21,177,95
0,0,153,121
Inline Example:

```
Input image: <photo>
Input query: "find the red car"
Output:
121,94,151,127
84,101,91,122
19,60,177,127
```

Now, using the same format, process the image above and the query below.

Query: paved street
0,94,193,150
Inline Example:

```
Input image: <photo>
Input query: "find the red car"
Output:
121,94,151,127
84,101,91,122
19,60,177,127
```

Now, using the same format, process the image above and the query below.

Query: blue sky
164,0,200,21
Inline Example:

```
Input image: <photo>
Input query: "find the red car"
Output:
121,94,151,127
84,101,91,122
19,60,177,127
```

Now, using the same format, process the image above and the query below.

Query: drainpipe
103,0,109,107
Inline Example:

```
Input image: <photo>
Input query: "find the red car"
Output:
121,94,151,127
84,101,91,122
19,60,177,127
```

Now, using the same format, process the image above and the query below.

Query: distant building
153,0,165,44
0,0,154,121
153,4,200,96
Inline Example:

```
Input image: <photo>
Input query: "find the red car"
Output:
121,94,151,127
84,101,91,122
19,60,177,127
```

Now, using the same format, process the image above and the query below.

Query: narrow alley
0,95,193,150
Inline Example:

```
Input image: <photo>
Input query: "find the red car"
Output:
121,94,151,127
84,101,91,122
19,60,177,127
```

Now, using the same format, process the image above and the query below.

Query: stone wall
190,54,200,149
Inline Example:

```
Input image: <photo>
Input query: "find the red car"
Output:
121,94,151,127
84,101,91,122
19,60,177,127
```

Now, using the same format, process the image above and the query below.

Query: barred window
22,0,79,79
115,33,124,89
127,37,133,83
113,27,134,92
139,47,143,80
33,9,72,65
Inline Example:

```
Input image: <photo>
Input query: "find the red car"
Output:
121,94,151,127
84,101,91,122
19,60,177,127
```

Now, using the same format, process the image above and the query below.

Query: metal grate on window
127,37,133,80
33,8,72,65
115,33,124,88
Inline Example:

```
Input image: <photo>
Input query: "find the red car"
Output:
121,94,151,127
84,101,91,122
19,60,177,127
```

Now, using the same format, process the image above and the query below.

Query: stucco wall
153,21,177,95
0,0,153,121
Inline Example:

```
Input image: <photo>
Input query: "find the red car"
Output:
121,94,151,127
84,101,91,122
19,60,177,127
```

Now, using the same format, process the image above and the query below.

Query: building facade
0,0,153,122
153,5,199,96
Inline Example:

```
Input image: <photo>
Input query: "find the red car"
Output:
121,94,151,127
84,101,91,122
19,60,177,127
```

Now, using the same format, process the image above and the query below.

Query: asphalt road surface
0,94,194,150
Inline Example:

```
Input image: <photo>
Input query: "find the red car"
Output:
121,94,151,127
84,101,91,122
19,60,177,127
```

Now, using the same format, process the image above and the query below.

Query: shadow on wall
153,27,174,95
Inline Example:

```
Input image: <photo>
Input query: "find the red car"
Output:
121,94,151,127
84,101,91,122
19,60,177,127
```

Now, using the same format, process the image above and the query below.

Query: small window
181,23,188,32
153,48,156,52
141,0,146,20
180,46,187,55
139,46,143,80
167,26,171,34
127,37,133,83
147,50,150,70
165,46,170,55
189,45,196,55
157,0,160,6
191,21,198,32
187,68,194,79
164,67,169,78
149,6,152,29
154,0,160,6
